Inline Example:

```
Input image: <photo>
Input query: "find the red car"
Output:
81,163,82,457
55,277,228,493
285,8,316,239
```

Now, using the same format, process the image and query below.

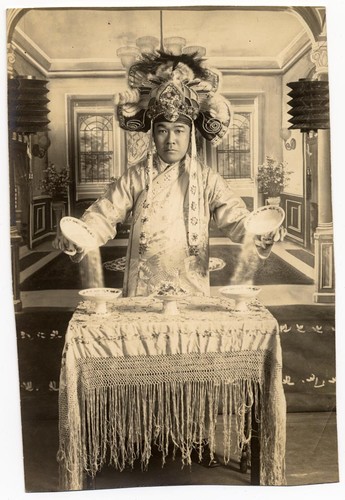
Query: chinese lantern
8,75,50,133
287,79,329,132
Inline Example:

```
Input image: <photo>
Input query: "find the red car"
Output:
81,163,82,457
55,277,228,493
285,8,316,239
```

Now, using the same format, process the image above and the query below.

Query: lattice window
78,114,114,183
216,112,251,179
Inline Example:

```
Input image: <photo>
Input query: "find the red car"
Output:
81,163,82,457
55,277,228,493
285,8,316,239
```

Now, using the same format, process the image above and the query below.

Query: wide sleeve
80,167,136,246
207,169,249,243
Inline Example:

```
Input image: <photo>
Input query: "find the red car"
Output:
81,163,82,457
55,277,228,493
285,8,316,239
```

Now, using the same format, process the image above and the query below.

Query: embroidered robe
81,155,249,297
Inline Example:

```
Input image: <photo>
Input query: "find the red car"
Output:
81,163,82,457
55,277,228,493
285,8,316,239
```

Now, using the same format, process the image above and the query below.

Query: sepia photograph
2,1,344,498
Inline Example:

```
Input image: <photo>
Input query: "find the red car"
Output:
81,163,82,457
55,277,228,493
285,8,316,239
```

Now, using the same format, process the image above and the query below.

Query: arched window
68,96,124,205
216,112,251,179
78,114,114,183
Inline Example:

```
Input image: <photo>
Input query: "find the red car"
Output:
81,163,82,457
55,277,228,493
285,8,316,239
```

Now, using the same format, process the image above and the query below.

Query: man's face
153,121,191,164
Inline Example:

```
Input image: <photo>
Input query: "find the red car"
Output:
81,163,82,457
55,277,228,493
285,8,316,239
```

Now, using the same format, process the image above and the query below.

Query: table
58,296,286,490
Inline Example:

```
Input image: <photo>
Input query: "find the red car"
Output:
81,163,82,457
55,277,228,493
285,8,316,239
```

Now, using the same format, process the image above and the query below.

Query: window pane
216,112,251,179
78,114,114,183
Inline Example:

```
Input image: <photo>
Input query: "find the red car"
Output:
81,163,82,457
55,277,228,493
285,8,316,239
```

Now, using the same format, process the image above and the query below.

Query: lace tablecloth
58,296,286,489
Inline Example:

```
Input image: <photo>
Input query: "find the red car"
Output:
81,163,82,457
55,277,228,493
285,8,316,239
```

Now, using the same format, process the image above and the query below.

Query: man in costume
56,51,284,468
56,51,279,297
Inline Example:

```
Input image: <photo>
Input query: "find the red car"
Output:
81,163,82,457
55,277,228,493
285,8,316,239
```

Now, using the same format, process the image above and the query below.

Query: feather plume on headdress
130,50,209,82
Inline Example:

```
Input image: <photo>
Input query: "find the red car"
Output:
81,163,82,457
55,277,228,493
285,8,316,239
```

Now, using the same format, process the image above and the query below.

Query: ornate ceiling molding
7,6,327,78
289,6,327,43
12,27,51,75
7,8,28,43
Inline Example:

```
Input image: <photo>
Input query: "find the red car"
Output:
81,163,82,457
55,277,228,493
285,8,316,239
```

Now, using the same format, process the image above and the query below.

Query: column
311,42,335,303
8,42,23,310
9,138,23,312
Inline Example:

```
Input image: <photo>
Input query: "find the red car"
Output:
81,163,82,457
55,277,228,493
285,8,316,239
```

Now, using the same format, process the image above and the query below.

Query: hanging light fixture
31,133,51,158
116,46,140,70
117,11,206,67
163,37,186,55
280,128,296,150
183,46,206,57
136,36,159,53
286,79,329,133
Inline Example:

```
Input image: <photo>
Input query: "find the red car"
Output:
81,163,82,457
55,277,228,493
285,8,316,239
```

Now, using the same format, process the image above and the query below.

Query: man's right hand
52,235,84,261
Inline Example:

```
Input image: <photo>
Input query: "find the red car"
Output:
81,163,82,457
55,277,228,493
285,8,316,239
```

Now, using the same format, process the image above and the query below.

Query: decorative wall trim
320,242,333,289
313,229,335,303
34,203,46,234
30,199,51,246
281,194,304,243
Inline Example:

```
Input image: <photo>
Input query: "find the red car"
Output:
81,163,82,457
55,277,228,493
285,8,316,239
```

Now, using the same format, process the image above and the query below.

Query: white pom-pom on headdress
201,94,232,124
113,88,141,106
121,103,142,118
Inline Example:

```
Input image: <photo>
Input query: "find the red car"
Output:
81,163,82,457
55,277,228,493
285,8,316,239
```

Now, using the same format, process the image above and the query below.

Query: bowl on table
219,285,261,311
79,288,122,314
154,282,190,315
154,294,190,315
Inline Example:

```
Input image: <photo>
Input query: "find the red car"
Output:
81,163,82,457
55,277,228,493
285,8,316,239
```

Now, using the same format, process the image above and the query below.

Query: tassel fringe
59,375,286,489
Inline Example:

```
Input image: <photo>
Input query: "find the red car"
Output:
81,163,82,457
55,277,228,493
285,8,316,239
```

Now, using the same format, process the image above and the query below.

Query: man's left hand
254,226,287,259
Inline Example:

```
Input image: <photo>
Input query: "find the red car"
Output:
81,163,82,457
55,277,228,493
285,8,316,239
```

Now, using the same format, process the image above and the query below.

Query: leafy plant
257,156,291,197
40,163,70,200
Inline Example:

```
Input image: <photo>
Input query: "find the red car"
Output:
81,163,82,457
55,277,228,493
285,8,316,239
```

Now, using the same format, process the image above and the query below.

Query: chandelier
116,11,206,69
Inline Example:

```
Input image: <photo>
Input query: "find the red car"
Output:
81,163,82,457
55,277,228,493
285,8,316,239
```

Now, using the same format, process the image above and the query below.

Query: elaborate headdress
116,51,232,259
117,51,231,144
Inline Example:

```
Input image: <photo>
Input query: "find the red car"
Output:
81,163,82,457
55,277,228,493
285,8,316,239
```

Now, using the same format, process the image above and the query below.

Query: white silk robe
80,155,249,297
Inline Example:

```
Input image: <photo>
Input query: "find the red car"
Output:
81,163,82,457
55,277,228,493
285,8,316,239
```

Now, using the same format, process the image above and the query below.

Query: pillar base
313,223,335,304
11,226,22,311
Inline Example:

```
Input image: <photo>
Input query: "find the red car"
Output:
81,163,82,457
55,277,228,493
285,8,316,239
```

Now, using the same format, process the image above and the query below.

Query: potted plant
40,162,70,201
257,156,291,205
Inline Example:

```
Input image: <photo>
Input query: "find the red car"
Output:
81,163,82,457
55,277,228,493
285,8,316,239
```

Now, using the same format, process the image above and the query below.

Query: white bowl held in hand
219,285,261,311
244,205,285,236
60,216,99,254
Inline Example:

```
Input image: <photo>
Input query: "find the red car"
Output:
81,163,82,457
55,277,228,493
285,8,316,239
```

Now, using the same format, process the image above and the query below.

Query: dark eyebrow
155,124,188,131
